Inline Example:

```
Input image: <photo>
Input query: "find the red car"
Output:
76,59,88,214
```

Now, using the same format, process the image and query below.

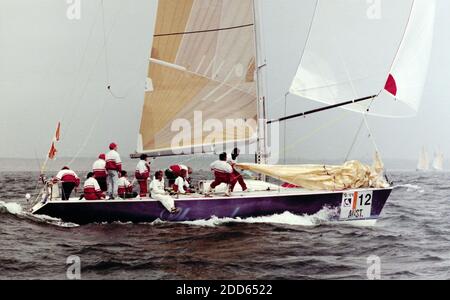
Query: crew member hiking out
206,153,234,197
93,153,107,192
83,172,105,200
53,166,80,200
135,154,151,198
150,170,180,214
106,143,122,199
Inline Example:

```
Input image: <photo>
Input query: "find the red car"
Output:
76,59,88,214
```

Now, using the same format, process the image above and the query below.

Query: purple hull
32,188,392,225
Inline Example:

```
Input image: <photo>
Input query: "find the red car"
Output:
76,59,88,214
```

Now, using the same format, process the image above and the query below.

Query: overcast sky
0,0,448,168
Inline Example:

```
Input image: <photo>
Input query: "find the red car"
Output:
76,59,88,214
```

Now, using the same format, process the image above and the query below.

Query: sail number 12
340,191,373,221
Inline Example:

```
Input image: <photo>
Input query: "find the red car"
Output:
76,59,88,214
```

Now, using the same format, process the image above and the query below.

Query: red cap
109,143,117,150
99,154,106,160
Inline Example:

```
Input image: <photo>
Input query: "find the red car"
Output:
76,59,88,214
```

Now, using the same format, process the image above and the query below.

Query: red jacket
54,170,80,186
118,177,133,195
135,160,150,180
106,150,122,172
84,178,104,200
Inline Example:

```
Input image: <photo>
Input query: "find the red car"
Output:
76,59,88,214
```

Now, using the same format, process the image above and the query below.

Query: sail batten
154,23,254,37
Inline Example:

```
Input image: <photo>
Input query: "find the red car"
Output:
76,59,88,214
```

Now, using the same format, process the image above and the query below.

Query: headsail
289,0,435,118
137,0,258,157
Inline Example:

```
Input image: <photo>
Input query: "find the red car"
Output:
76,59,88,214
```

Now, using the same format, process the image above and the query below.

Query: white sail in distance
417,147,430,171
289,0,436,118
432,150,444,171
137,0,258,157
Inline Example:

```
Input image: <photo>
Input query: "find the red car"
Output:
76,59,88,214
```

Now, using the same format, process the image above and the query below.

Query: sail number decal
340,191,373,221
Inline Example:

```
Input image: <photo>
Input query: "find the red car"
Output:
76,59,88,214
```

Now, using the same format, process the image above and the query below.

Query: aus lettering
348,209,364,219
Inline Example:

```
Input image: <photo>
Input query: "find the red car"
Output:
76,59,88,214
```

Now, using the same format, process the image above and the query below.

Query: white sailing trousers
152,193,175,211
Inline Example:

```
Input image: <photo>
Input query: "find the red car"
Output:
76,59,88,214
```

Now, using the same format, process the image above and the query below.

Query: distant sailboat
31,0,436,225
417,147,430,171
432,150,444,171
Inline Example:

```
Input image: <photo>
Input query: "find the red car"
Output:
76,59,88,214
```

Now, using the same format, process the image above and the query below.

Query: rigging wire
100,0,139,101
60,1,104,132
67,0,125,166
36,1,104,177
100,0,110,87
271,111,351,160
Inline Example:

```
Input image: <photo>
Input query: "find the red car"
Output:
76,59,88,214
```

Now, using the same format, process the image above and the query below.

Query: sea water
1,168,450,280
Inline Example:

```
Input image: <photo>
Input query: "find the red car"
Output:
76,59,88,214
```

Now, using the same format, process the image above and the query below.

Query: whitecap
0,201,79,228
179,208,339,228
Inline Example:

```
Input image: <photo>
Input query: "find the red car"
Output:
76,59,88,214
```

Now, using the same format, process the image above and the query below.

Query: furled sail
137,0,258,157
237,153,389,191
289,0,435,117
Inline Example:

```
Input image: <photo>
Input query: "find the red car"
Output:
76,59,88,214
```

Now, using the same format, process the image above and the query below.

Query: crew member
83,172,105,201
206,153,234,196
135,154,151,197
106,143,122,199
165,164,192,187
173,169,191,195
228,148,248,192
150,171,180,214
93,154,107,192
53,166,80,200
118,171,138,199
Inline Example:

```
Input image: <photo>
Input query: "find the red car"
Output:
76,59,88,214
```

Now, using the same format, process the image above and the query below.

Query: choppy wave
0,201,79,228
396,184,425,193
0,201,23,215
2,170,450,280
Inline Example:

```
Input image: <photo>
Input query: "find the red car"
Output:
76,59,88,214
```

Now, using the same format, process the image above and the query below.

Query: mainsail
137,0,258,157
289,0,435,118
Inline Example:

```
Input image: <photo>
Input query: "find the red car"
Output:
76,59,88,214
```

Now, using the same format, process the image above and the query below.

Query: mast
253,0,268,168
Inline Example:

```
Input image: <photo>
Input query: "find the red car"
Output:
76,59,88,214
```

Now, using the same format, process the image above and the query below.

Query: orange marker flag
55,122,61,142
48,142,58,160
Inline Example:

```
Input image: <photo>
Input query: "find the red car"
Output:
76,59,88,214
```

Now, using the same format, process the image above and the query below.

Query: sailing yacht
31,0,435,225
417,147,430,171
432,150,444,171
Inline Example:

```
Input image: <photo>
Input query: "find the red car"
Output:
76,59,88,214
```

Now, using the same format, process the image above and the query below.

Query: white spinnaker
372,0,436,117
289,0,431,117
